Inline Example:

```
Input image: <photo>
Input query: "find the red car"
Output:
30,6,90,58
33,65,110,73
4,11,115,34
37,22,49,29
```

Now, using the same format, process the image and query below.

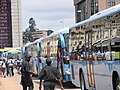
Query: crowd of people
0,55,64,90
0,58,22,78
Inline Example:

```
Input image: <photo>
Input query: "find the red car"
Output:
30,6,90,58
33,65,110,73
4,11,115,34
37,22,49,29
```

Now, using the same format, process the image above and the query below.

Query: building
0,0,12,48
0,0,22,48
11,0,22,48
23,29,53,45
74,0,120,23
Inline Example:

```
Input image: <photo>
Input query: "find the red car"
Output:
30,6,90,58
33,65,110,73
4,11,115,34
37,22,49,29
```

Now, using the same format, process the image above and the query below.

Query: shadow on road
33,78,78,89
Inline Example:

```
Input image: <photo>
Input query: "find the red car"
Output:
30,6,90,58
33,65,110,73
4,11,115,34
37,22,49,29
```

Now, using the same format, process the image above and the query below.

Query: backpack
2,62,6,68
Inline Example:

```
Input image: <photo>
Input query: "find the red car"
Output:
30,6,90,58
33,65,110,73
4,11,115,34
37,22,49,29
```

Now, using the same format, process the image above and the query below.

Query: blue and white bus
22,42,40,76
23,27,73,85
69,4,120,90
39,27,71,83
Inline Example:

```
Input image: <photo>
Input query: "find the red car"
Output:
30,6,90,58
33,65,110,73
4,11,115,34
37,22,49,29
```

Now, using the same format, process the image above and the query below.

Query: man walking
39,59,64,90
21,55,35,90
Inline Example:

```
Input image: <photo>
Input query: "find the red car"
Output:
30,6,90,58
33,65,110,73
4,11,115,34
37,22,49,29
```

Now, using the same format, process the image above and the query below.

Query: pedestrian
0,59,2,76
16,58,21,74
20,55,35,90
39,59,64,90
8,60,14,76
1,59,7,78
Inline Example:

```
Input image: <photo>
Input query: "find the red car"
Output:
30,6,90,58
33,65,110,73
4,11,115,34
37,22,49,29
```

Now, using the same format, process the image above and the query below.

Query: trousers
23,85,33,90
43,81,55,90
21,75,34,90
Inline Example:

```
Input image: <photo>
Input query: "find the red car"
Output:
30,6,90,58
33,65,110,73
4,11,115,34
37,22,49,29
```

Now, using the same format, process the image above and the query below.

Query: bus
26,27,73,84
69,4,120,90
22,42,33,56
22,42,40,76
1,48,21,59
40,27,71,82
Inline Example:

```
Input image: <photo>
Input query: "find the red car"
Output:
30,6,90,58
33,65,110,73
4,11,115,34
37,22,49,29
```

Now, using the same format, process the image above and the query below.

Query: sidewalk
0,72,22,90
0,70,40,90
0,70,61,90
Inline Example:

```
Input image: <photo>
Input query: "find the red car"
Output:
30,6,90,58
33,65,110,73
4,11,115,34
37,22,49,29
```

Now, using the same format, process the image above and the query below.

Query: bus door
57,38,70,81
85,30,96,90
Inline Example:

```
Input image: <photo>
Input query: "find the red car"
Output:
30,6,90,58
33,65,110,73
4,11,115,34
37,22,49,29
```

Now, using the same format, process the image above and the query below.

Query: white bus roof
32,37,44,44
50,27,69,37
40,27,69,42
32,27,69,44
24,42,32,47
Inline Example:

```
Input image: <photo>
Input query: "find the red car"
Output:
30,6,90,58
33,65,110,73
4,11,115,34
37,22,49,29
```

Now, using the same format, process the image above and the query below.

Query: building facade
0,0,12,48
74,0,120,23
11,0,22,48
23,30,53,45
0,0,22,48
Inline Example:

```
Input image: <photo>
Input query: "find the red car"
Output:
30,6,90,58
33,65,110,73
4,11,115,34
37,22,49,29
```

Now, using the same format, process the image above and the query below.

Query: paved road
0,69,81,90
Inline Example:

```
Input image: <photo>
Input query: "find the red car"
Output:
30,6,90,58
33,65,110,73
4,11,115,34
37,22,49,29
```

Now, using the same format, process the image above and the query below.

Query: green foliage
29,18,36,32
47,30,53,36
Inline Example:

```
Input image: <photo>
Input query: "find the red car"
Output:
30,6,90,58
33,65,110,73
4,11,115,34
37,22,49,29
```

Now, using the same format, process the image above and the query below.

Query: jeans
2,68,7,77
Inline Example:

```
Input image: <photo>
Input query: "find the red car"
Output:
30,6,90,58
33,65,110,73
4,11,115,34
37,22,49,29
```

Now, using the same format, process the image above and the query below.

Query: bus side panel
70,60,81,87
70,60,89,88
93,60,120,90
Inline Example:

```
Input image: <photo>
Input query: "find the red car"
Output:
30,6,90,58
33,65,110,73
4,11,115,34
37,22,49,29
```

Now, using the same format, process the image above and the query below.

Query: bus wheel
80,72,86,90
113,72,120,90
116,78,120,90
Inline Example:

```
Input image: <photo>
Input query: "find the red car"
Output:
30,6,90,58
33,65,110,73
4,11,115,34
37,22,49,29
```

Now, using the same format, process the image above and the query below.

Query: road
0,69,80,90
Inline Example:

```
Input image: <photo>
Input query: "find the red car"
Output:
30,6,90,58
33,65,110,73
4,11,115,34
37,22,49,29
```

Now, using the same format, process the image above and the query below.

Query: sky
21,0,75,31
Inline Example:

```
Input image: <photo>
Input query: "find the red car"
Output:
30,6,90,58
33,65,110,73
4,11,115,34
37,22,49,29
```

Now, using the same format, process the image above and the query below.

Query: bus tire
113,72,120,90
80,72,86,90
62,81,77,88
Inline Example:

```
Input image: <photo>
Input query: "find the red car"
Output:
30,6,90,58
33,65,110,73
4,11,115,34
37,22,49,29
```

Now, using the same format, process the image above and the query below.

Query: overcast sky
21,0,75,31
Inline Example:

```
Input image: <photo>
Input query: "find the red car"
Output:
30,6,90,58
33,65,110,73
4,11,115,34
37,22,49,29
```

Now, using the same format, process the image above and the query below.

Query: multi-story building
74,0,120,23
23,30,53,45
0,0,12,48
11,0,22,48
0,0,22,48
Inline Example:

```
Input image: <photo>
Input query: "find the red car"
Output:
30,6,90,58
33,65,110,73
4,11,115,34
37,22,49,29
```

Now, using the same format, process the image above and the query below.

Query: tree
47,30,53,36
